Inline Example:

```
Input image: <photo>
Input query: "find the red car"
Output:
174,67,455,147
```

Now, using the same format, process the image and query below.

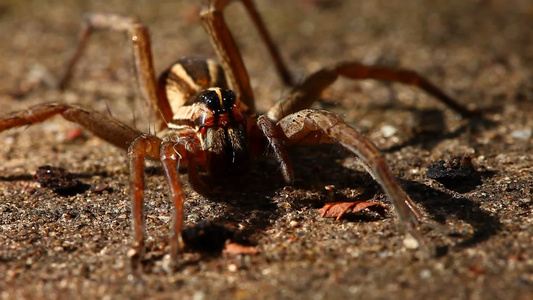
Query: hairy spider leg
60,0,293,122
268,62,478,122
0,103,143,149
58,14,171,125
201,0,294,112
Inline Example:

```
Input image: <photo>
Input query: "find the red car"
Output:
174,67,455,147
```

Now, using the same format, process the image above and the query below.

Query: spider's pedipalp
257,115,294,184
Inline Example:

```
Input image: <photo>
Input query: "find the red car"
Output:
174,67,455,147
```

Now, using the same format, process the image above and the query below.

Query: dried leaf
65,128,86,142
469,266,486,275
223,243,259,255
319,201,387,220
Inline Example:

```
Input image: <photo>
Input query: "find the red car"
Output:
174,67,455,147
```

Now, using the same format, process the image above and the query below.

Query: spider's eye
221,89,236,108
200,88,236,114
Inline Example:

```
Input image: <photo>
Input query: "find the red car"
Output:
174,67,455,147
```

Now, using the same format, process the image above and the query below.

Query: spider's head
194,88,250,184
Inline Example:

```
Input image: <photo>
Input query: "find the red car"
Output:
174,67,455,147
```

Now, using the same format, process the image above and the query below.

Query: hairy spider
0,0,475,268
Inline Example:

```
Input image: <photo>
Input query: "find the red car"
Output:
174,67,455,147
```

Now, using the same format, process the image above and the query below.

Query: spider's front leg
0,104,191,268
0,103,143,148
129,131,203,268
201,0,294,112
159,134,203,263
129,130,207,269
0,103,170,268
127,134,162,268
276,109,439,254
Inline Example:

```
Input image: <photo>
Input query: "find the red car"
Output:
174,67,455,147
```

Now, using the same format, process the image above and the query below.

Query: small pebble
158,215,171,222
403,235,419,249
187,214,200,223
420,269,432,279
324,185,335,192
193,291,206,300
65,128,85,141
380,125,397,138
228,264,238,272
511,129,531,140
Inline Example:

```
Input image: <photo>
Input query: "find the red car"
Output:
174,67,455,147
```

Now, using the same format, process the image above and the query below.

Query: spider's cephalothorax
0,0,478,268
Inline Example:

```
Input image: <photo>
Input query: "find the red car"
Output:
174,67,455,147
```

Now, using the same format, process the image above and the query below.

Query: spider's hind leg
268,62,478,122
59,13,170,126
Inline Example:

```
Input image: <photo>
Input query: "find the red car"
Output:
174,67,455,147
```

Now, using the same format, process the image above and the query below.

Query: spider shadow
381,108,497,153
0,170,115,182
402,180,502,249
183,157,291,242
430,168,497,194
274,144,501,250
179,145,385,248
287,145,383,207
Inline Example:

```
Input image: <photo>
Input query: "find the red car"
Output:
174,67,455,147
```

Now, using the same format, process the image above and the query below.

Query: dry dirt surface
0,0,532,299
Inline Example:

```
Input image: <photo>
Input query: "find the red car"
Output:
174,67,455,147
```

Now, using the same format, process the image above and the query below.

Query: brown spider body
158,57,261,192
0,0,478,270
167,88,254,192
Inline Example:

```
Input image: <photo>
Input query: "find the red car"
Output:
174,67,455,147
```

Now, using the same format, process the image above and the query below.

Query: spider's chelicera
0,0,477,269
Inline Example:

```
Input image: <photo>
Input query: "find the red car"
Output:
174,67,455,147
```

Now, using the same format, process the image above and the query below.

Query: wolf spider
0,0,475,267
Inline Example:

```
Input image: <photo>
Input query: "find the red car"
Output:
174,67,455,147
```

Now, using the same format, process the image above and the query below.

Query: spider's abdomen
158,57,227,114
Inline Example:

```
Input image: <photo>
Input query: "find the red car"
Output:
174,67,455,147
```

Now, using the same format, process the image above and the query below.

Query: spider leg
237,0,293,86
130,131,204,266
268,62,477,122
58,13,173,125
127,134,162,269
0,103,166,267
159,140,186,263
256,115,294,184
0,103,143,149
201,0,293,112
277,109,436,254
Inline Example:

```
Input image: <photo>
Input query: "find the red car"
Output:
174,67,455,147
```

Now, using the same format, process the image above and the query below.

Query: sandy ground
0,0,532,299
